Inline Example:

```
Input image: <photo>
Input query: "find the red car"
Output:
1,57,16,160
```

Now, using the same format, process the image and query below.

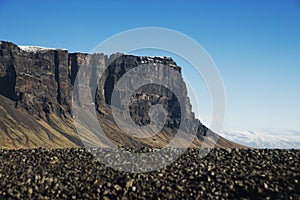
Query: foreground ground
0,148,299,199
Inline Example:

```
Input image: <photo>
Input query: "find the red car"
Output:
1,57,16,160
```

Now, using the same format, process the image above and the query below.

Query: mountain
220,130,300,149
0,41,242,149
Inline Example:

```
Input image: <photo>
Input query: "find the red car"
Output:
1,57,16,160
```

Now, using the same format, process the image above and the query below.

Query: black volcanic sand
0,148,299,199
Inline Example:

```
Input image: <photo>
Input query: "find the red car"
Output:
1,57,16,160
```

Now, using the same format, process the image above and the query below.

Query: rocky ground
0,148,299,199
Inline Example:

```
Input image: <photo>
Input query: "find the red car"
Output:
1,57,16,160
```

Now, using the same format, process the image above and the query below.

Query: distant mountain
0,41,242,149
220,129,300,149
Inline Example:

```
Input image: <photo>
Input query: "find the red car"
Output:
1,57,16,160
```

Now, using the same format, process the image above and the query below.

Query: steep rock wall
0,41,210,148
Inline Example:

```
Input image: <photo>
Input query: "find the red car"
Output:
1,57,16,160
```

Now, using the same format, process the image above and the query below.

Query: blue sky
1,0,300,131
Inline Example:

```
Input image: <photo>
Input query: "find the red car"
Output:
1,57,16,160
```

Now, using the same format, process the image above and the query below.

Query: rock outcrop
0,41,241,149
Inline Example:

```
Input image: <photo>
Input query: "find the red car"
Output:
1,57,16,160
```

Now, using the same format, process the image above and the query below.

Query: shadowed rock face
0,63,17,101
0,41,240,149
0,41,71,119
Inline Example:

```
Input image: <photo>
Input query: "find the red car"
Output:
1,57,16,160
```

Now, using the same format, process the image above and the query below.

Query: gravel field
0,148,299,199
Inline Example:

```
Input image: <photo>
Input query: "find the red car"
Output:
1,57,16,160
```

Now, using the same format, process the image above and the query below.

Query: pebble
0,148,298,199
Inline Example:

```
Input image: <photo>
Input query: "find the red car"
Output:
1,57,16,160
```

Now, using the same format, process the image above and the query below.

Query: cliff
0,41,241,149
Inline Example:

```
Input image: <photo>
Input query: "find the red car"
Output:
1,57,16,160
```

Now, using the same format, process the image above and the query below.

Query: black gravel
0,148,299,199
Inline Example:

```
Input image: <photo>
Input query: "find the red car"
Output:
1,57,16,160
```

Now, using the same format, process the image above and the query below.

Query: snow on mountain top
19,45,67,52
220,129,300,149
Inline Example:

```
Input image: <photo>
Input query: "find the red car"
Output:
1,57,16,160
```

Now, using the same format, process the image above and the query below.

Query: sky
0,0,300,133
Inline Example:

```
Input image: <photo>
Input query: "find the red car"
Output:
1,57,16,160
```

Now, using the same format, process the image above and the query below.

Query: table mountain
0,41,242,149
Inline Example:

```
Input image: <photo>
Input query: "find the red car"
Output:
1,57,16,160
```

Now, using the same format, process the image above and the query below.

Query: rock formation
0,41,241,149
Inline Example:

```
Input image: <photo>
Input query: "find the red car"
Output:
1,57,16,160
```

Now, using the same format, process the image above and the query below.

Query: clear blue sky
1,0,300,131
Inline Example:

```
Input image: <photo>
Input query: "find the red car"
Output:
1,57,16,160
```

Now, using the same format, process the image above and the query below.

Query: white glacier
220,129,300,149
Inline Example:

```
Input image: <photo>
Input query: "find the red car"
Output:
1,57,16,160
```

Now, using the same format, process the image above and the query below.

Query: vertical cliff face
0,41,191,122
0,41,239,149
94,55,198,133
0,42,70,120
0,42,18,101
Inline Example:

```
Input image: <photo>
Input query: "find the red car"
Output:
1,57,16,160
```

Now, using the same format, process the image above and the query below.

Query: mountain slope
0,95,80,148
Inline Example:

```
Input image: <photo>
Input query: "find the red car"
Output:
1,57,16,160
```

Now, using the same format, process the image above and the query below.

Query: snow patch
19,45,66,52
